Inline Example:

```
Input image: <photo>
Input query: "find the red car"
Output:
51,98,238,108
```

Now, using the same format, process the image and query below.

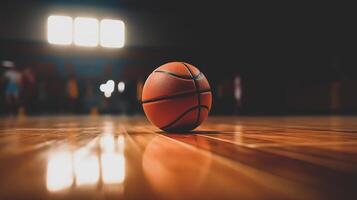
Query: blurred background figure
234,75,242,114
2,63,22,115
66,74,79,113
113,81,129,114
21,67,37,114
84,83,99,115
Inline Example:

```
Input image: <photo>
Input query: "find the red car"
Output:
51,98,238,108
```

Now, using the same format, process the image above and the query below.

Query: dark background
1,0,357,115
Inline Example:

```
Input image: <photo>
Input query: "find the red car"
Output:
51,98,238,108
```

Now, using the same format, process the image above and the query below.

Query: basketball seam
160,105,209,130
141,89,211,104
181,62,201,130
154,70,203,80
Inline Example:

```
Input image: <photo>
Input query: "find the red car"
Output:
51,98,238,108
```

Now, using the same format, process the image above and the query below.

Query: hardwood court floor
0,116,357,200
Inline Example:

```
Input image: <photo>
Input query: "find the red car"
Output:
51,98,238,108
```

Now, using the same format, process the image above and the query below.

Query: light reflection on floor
46,121,125,192
46,151,73,192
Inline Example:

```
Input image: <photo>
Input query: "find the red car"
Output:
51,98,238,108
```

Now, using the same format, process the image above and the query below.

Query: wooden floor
0,116,357,200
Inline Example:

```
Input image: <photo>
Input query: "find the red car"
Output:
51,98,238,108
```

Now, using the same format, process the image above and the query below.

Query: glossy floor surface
0,116,357,200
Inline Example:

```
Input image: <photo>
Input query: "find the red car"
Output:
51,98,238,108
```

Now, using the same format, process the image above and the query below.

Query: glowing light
107,80,115,89
100,134,115,153
47,16,73,45
101,153,125,184
46,152,73,192
74,17,99,47
99,84,106,92
104,92,112,98
100,19,125,48
99,126,126,184
99,80,115,98
118,81,125,93
74,150,100,186
46,131,127,191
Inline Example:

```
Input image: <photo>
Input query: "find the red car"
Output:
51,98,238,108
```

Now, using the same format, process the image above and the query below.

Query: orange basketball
142,62,212,132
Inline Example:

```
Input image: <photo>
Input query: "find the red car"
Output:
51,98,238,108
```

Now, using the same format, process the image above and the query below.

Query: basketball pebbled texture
142,62,212,132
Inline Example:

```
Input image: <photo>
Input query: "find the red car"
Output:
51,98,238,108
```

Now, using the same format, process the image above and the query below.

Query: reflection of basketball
142,135,212,199
142,62,212,132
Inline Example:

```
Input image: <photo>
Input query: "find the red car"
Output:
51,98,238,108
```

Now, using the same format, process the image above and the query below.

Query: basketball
142,62,212,132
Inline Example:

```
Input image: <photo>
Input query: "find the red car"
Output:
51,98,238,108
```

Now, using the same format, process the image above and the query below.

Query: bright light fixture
118,81,125,93
99,80,115,98
100,19,125,48
74,17,99,47
47,15,73,45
